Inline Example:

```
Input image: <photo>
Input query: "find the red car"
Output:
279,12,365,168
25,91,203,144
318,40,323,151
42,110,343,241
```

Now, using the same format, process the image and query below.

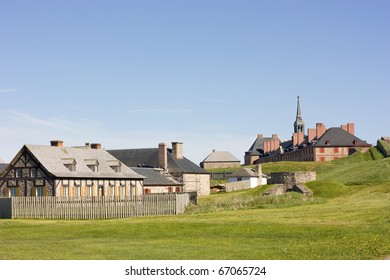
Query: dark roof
246,137,274,156
0,163,8,175
228,168,258,178
108,148,209,175
314,128,371,147
131,168,182,187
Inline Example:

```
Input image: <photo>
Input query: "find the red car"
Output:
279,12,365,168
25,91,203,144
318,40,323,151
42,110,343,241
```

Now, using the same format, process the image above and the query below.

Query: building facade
200,150,241,169
0,141,144,198
108,142,211,196
245,97,371,164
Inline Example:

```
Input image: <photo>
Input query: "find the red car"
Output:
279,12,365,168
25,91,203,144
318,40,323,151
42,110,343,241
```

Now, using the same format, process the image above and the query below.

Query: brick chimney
316,123,326,139
91,143,102,149
308,128,316,142
272,134,278,139
172,142,183,159
347,123,355,135
50,140,64,147
159,143,168,169
257,134,263,139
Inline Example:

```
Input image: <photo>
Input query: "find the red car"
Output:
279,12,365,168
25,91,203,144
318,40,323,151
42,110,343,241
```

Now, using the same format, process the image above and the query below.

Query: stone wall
183,173,210,196
225,180,252,193
269,171,316,187
202,161,241,170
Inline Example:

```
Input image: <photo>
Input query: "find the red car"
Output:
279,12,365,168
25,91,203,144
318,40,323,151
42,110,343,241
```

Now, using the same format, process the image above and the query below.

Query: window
75,186,80,198
15,169,22,178
319,147,325,153
88,186,93,197
36,187,44,197
9,188,17,197
88,165,98,172
108,160,121,173
30,169,36,178
110,186,115,197
64,186,69,197
85,159,99,173
334,147,339,153
62,158,76,172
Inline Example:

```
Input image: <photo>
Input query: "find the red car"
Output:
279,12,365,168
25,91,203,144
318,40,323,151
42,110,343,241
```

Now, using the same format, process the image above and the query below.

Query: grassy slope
0,148,389,260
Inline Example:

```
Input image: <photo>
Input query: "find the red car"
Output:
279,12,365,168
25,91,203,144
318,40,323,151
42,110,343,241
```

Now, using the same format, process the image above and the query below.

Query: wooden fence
0,193,189,220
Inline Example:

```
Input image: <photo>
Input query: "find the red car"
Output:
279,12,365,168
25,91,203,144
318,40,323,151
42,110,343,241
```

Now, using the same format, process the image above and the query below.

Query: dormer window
108,160,121,173
325,140,331,145
353,140,358,145
62,158,76,172
85,159,99,173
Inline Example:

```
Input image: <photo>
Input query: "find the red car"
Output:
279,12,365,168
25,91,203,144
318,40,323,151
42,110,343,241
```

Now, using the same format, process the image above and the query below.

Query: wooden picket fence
0,193,190,220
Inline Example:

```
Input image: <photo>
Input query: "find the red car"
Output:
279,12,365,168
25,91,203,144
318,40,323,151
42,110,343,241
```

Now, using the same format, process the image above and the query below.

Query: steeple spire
294,96,305,133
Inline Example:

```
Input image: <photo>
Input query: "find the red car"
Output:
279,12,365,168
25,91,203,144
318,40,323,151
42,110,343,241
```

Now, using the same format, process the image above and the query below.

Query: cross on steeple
294,96,305,133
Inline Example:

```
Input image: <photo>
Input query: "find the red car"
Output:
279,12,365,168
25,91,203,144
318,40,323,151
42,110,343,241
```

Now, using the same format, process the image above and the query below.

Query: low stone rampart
269,171,316,187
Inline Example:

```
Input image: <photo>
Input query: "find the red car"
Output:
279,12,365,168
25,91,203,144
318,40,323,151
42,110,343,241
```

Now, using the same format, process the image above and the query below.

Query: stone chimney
255,164,262,177
159,143,168,169
272,134,278,139
50,140,64,147
91,143,102,149
172,142,183,159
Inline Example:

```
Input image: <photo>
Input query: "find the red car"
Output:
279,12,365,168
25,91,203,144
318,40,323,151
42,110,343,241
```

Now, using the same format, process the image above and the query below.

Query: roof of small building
0,163,8,174
108,148,208,175
246,136,277,156
314,128,371,147
131,167,182,187
201,150,240,163
20,145,145,179
228,168,259,178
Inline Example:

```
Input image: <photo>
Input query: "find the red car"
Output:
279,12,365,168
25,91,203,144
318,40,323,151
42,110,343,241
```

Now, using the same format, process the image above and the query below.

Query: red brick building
245,97,371,164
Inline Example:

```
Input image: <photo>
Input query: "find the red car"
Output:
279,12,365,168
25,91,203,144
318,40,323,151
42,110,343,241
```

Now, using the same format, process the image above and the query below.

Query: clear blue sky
1,0,389,164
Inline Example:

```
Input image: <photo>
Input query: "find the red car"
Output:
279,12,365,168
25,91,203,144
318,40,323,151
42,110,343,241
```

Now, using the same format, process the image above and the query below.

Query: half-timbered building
0,141,144,198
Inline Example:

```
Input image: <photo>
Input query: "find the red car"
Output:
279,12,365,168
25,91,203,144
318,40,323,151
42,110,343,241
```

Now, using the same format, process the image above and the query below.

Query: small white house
225,165,267,192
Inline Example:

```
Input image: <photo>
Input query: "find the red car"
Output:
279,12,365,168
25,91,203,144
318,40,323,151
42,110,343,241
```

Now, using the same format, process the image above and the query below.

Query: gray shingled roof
228,168,259,178
201,150,240,163
314,128,371,147
24,145,145,179
0,163,8,175
132,167,182,186
108,148,209,174
246,137,275,156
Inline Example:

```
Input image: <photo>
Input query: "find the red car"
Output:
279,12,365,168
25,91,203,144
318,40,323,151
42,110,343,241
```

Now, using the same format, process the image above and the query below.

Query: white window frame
64,186,69,197
110,185,115,197
88,186,92,197
75,186,81,198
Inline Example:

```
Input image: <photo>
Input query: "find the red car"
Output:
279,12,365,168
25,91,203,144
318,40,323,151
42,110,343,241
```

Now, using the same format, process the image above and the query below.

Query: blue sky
1,0,389,164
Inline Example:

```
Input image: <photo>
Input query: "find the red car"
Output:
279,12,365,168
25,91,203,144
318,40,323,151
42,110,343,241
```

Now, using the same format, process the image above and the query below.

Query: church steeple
294,96,305,133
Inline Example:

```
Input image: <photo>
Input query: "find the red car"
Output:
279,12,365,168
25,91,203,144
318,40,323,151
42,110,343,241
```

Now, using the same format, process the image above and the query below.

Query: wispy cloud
128,109,195,114
0,88,18,93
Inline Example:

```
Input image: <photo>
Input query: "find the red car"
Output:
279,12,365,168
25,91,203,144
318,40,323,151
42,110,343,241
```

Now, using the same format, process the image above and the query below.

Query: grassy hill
0,148,389,260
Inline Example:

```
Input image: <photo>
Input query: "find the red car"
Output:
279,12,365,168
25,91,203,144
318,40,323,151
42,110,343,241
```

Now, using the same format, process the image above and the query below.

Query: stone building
0,141,145,198
245,97,371,164
131,167,183,194
200,150,241,169
108,142,210,196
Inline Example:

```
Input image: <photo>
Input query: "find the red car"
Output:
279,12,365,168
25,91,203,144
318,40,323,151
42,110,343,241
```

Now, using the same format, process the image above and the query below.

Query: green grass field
1,148,389,260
